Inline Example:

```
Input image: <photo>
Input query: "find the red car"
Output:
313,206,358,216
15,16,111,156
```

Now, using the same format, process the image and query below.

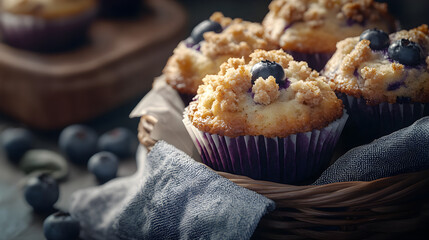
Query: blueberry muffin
0,0,97,52
323,25,429,141
263,0,396,71
183,49,348,184
163,12,277,104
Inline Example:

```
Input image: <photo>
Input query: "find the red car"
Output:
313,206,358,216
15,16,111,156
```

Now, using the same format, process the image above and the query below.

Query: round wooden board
0,0,187,129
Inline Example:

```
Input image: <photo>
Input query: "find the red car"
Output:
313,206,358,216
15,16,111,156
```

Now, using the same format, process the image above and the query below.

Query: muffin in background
0,0,97,52
183,49,347,184
323,25,429,142
263,0,396,71
163,12,278,104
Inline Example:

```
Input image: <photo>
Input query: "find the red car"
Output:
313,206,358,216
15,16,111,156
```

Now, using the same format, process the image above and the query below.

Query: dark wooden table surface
0,98,141,240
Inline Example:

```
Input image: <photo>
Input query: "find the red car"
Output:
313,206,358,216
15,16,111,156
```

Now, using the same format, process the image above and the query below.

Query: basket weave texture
138,115,429,239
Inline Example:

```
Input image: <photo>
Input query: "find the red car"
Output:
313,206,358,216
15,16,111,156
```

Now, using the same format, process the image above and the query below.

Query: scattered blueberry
190,20,222,44
388,39,424,66
43,211,80,240
251,60,285,84
24,174,59,212
59,125,97,164
0,128,34,162
98,127,137,158
359,29,390,50
88,152,119,183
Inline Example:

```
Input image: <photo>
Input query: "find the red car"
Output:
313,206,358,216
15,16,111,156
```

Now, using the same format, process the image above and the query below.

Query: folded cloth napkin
314,116,429,185
70,141,275,240
129,76,200,161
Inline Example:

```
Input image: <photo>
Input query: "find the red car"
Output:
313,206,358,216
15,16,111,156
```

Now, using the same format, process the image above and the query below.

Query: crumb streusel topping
187,49,343,138
263,0,395,53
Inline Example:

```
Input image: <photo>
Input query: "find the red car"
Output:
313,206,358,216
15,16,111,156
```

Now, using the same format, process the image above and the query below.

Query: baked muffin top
186,49,343,138
2,0,96,18
163,12,277,95
323,25,429,105
263,0,395,53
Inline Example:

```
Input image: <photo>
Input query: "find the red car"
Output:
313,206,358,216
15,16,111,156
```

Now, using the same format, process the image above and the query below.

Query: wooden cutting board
0,0,187,129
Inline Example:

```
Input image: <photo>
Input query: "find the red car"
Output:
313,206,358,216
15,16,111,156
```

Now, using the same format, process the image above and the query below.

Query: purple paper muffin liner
0,8,96,52
183,112,348,184
287,51,333,72
337,92,429,141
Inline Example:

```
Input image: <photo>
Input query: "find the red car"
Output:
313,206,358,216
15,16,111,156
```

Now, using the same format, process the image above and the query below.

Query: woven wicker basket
138,115,429,239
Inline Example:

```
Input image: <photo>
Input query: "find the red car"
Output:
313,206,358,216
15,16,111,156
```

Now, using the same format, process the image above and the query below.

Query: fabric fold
70,142,275,240
314,117,429,185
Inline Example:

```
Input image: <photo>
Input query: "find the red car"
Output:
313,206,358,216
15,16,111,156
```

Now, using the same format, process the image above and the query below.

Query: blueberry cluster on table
0,125,137,240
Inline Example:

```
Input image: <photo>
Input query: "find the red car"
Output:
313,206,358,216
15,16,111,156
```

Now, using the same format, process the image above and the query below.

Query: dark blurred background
376,0,429,29
177,0,268,30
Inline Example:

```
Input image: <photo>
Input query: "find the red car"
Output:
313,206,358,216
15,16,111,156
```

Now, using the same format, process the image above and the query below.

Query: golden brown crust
187,49,343,138
263,0,395,53
201,21,274,59
252,76,280,105
2,0,96,18
323,25,429,104
164,43,220,94
163,12,277,95
341,0,389,23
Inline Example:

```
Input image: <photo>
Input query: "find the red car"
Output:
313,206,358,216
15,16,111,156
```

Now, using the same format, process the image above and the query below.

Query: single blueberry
190,20,222,44
59,125,97,164
251,60,285,84
184,37,196,48
0,128,34,162
388,39,424,66
24,174,59,212
43,211,80,240
98,127,137,158
359,29,390,50
387,81,404,91
88,152,119,184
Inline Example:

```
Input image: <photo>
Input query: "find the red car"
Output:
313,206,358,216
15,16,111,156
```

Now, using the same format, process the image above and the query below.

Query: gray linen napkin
314,116,429,185
70,141,275,240
69,147,148,240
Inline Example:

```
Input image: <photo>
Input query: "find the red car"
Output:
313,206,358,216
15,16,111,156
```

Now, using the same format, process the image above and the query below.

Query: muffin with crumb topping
323,25,429,142
183,49,348,184
0,0,97,52
263,0,396,71
163,12,278,104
